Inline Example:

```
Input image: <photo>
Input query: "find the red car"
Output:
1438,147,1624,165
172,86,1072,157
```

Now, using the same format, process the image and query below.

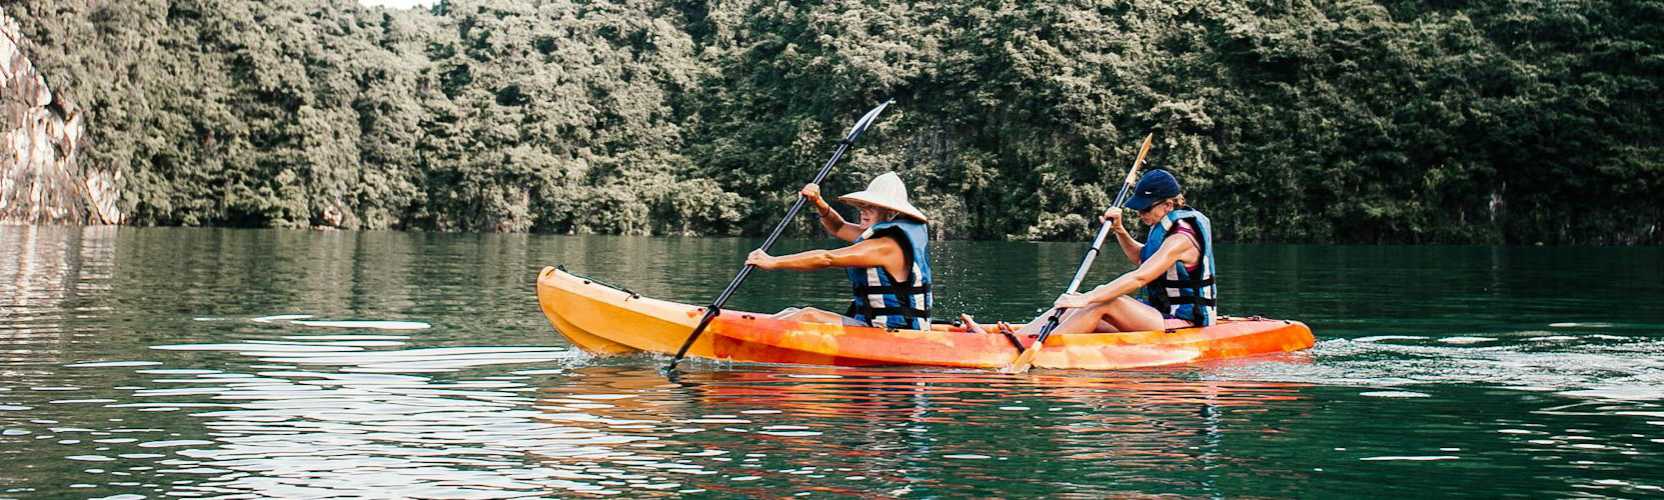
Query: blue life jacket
846,219,933,330
1138,208,1217,326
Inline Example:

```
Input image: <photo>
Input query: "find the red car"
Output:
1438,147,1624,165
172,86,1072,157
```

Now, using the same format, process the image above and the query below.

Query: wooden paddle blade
1001,131,1151,375
1124,133,1154,186
1001,342,1043,374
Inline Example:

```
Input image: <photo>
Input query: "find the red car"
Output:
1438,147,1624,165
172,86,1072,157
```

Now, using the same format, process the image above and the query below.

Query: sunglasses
1136,200,1168,215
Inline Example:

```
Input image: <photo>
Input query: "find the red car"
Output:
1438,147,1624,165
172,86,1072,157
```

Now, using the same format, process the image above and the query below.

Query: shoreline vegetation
5,0,1659,244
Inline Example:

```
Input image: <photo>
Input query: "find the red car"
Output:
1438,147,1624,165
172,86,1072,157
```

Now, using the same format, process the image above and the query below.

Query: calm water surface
2,226,1662,498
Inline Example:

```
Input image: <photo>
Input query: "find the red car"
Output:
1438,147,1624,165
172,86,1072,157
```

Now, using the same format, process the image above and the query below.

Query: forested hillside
5,0,1659,244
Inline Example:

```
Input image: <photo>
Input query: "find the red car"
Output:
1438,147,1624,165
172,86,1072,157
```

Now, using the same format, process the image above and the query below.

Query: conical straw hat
837,172,928,222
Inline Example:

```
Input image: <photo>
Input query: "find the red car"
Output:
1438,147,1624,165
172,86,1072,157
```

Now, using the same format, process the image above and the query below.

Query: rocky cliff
1,7,119,225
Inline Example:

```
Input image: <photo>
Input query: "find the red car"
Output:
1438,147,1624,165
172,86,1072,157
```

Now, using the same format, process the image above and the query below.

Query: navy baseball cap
1125,169,1181,211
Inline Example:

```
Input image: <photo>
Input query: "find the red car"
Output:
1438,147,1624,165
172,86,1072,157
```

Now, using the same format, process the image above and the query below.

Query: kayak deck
536,266,1315,370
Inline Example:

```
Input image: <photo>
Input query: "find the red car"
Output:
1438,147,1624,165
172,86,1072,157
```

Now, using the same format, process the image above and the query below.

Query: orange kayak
536,266,1315,370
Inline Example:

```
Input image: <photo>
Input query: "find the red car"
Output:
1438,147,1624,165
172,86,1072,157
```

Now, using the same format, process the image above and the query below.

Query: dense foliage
6,0,1659,244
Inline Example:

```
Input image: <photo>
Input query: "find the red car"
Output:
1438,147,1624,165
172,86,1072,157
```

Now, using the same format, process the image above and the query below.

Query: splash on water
247,314,431,331
64,361,164,368
1360,391,1430,398
251,314,314,323
291,320,431,330
1216,332,1664,403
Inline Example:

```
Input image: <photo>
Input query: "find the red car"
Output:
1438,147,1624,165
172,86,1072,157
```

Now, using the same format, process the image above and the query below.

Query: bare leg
771,307,852,325
1011,307,1115,335
1024,297,1166,334
1047,304,1115,334
1096,296,1166,332
1008,310,1056,336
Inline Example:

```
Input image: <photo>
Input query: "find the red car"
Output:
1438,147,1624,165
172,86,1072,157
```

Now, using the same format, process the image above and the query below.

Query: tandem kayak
536,266,1315,370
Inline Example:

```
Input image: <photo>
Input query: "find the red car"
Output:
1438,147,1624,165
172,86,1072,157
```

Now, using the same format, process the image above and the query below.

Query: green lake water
3,226,1663,498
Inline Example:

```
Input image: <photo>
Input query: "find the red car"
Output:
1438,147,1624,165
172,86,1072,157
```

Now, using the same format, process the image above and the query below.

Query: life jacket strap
853,284,931,296
1152,296,1217,307
849,304,932,320
1150,275,1215,289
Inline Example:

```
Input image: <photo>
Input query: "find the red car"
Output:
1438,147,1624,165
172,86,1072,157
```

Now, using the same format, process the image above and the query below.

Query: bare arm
1058,233,1198,308
1103,208,1143,264
802,184,864,242
747,237,904,275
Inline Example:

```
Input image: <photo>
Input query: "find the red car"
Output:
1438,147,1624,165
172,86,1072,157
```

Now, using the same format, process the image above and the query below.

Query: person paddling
1020,169,1216,333
744,172,934,330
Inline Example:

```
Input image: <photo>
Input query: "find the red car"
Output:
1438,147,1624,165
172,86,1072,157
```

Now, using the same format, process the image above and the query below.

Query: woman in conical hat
745,172,935,331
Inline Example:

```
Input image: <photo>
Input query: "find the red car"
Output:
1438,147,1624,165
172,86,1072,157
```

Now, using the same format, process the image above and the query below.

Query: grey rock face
1,7,120,225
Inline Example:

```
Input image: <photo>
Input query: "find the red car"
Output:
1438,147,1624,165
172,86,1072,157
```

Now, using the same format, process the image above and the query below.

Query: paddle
665,99,896,374
1002,133,1154,374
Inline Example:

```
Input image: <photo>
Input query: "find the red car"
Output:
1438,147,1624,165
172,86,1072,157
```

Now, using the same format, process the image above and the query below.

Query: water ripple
6,228,1664,498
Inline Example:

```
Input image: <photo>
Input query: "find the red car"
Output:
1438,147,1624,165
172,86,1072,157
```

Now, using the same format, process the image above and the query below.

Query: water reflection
22,343,1325,498
524,365,1318,497
1,226,118,372
4,228,1664,498
87,342,589,497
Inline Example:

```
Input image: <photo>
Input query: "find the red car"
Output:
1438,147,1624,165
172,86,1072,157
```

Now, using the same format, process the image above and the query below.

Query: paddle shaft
1005,133,1153,372
1030,179,1141,340
667,100,894,372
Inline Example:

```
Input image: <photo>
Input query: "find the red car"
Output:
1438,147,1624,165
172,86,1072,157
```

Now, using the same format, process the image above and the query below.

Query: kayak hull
536,267,1315,370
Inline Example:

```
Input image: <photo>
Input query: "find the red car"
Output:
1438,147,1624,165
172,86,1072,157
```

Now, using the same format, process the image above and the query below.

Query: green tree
4,0,1657,244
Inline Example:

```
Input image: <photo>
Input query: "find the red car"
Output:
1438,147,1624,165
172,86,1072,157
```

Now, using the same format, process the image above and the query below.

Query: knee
786,307,843,324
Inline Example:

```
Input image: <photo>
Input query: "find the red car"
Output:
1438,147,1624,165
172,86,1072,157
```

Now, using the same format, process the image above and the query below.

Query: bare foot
958,313,989,333
996,321,1017,335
